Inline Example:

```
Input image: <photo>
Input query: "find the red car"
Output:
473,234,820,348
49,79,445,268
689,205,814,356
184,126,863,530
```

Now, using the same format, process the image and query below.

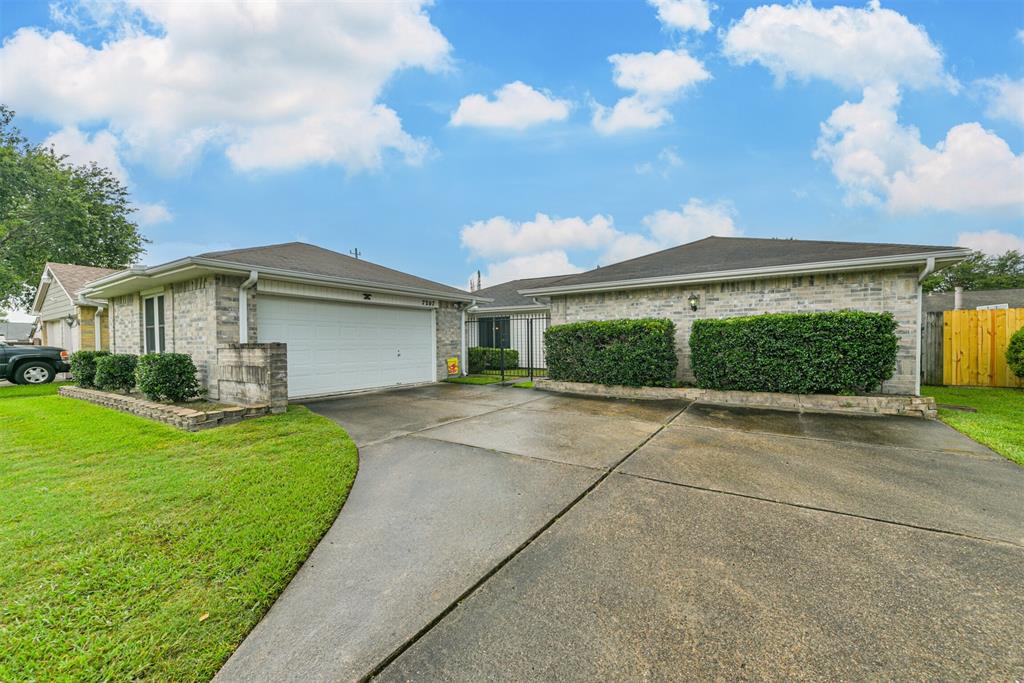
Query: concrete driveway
216,384,1023,682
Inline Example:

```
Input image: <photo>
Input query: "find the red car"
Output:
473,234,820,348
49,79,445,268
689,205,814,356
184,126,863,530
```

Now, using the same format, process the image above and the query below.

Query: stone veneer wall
549,267,921,395
215,343,288,413
435,302,463,380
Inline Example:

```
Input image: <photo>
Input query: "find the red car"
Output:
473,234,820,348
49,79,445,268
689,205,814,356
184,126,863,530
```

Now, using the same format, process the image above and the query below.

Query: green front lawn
445,374,503,385
922,386,1024,466
0,380,71,398
0,383,359,681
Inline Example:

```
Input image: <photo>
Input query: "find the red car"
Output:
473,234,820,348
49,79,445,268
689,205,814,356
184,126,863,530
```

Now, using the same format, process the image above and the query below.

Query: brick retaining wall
534,379,937,419
59,386,272,431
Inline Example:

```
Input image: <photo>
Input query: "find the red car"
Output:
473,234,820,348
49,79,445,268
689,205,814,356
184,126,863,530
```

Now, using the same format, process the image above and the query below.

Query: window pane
145,297,154,325
157,296,165,326
146,326,155,353
158,324,165,353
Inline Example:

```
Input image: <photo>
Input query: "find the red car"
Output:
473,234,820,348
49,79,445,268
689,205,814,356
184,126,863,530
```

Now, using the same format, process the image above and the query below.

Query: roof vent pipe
954,286,963,310
239,270,258,343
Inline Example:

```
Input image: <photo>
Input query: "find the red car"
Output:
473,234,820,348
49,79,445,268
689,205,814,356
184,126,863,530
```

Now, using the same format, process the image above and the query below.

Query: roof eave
520,249,973,296
85,256,484,303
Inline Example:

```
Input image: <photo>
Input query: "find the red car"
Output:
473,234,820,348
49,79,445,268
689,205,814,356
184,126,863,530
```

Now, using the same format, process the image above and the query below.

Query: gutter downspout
915,257,936,396
94,305,105,351
239,271,258,344
461,304,468,376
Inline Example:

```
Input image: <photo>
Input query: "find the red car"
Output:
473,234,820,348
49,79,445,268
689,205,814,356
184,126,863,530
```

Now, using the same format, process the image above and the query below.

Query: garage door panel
259,296,435,398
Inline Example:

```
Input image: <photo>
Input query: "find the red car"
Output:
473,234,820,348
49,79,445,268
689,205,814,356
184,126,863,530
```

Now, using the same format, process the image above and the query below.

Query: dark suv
0,341,71,385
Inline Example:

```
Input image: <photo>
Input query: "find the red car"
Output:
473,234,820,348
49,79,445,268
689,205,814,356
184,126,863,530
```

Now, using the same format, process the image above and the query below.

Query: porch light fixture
687,293,699,312
64,314,78,328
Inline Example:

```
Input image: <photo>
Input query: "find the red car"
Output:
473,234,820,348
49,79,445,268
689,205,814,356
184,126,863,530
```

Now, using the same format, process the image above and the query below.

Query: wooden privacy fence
938,308,1024,388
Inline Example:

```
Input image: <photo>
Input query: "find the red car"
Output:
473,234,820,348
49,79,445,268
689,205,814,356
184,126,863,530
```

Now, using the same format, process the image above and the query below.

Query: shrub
690,311,898,394
136,353,201,402
545,318,677,387
94,354,138,393
468,347,519,373
1007,327,1024,379
69,350,110,388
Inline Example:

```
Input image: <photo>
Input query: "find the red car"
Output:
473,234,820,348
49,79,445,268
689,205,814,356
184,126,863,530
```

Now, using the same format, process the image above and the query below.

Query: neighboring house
465,274,567,368
32,263,120,353
923,288,1024,312
82,242,483,399
0,321,35,343
520,236,972,395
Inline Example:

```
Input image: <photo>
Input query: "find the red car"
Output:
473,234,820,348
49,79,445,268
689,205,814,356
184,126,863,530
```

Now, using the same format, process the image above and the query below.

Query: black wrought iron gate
465,312,550,381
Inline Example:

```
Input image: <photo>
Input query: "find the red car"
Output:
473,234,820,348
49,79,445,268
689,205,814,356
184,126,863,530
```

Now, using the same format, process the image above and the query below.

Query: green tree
922,250,1024,292
0,105,146,310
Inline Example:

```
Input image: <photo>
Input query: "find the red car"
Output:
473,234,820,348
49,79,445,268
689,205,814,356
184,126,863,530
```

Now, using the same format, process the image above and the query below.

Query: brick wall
435,302,463,380
171,277,217,386
550,267,921,395
110,294,143,354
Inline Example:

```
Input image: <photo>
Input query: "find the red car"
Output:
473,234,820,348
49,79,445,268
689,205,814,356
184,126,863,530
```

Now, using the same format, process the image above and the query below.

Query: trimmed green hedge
136,353,201,402
690,311,899,394
69,350,110,388
468,347,519,373
545,318,677,387
1007,327,1024,379
94,354,138,393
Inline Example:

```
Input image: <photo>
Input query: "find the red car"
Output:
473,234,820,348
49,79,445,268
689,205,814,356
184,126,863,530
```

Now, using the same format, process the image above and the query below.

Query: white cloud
637,146,684,176
133,202,173,226
450,81,571,130
42,126,127,181
460,213,618,259
465,198,740,278
979,76,1024,127
956,230,1024,254
648,0,712,32
722,0,955,91
1,1,450,174
815,84,1024,213
603,199,740,262
476,250,584,287
592,49,710,134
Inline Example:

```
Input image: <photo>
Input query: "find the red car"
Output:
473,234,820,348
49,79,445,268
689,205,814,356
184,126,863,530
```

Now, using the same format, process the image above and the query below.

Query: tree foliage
922,250,1024,293
0,106,146,310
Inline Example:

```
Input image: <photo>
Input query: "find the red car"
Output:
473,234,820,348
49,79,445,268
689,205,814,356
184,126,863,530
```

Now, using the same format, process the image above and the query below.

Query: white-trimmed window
144,294,166,353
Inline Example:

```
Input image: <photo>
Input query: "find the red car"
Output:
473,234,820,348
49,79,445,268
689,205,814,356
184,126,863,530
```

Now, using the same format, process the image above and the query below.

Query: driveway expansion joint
615,470,1024,550
363,402,691,681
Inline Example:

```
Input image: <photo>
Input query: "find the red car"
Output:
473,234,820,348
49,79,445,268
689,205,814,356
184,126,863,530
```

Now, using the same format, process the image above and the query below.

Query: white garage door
258,296,435,398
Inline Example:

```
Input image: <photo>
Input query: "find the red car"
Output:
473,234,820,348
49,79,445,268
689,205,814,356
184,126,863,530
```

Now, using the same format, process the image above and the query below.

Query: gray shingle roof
47,262,121,297
522,236,964,291
198,242,473,299
923,288,1024,312
471,275,571,310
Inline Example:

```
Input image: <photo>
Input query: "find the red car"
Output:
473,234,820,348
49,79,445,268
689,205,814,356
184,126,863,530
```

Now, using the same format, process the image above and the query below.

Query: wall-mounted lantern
687,293,700,312
63,314,78,328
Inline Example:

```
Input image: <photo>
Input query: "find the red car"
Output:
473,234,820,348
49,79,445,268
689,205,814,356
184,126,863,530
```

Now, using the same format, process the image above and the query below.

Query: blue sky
1,0,1022,303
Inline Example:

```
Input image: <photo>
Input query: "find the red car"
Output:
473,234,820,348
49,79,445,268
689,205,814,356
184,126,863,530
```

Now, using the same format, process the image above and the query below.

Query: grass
922,385,1024,466
0,383,359,681
0,380,72,398
445,374,503,385
512,381,534,389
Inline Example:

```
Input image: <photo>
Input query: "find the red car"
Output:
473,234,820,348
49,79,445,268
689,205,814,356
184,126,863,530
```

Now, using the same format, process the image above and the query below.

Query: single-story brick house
82,243,483,399
520,237,972,395
32,262,119,352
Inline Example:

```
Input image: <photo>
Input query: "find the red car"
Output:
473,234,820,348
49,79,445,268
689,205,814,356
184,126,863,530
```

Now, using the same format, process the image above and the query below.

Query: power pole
349,248,362,259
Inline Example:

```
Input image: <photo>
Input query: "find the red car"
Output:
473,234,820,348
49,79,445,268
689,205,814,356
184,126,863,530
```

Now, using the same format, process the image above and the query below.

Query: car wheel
15,362,55,385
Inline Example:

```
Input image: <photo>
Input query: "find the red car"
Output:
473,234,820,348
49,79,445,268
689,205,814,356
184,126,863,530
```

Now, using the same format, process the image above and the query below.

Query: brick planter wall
215,342,288,413
533,379,938,419
59,386,272,431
